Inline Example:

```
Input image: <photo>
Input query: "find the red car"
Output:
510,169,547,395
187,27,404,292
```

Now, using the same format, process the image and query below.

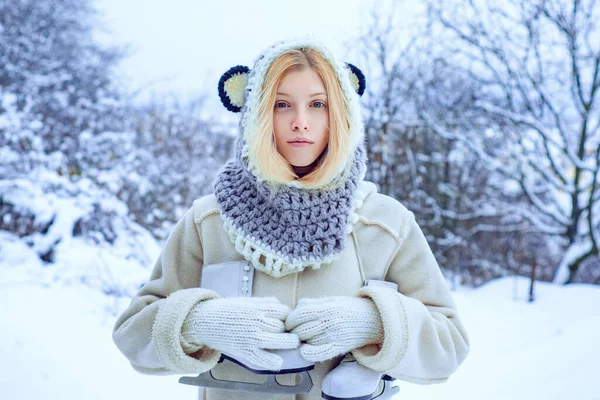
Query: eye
274,101,288,109
312,101,327,109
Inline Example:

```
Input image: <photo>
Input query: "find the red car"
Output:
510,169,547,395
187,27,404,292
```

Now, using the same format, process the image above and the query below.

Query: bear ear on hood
218,65,250,113
217,62,366,113
345,62,366,97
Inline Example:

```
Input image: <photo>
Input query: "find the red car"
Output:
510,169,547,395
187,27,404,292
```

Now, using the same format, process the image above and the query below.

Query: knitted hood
214,36,370,277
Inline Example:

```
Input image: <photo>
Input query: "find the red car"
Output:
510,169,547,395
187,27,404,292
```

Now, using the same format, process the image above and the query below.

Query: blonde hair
248,48,353,190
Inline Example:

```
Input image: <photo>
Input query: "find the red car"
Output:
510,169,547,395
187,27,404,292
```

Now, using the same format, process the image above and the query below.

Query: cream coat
112,180,470,400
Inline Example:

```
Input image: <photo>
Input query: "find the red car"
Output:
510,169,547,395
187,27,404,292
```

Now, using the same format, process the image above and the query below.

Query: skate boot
321,357,399,400
180,261,315,395
180,348,315,394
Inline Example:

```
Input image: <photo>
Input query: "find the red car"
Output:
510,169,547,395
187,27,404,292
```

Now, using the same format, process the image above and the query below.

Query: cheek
272,116,285,144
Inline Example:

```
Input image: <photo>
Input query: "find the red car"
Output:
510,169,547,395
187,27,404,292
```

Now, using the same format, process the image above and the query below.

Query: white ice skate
179,348,314,394
320,280,401,400
321,359,399,400
178,260,316,395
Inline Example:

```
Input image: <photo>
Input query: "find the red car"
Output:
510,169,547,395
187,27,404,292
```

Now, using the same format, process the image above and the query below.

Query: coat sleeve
352,211,470,384
112,202,222,375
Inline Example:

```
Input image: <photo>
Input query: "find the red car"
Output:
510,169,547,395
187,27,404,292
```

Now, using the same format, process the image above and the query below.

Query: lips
288,137,314,144
288,140,313,147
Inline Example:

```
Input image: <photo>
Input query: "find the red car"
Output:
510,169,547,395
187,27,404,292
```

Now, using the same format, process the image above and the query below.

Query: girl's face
273,69,329,167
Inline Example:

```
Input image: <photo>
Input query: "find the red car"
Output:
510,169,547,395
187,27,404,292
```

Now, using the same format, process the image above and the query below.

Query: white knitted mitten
181,296,300,370
285,296,384,362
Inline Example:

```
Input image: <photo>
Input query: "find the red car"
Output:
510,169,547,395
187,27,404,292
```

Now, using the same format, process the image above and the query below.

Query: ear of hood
217,35,367,187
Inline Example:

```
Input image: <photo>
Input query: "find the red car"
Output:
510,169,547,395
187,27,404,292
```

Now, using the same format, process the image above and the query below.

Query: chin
289,159,314,167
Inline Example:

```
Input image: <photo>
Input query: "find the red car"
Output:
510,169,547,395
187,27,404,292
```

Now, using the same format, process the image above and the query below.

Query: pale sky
94,0,384,110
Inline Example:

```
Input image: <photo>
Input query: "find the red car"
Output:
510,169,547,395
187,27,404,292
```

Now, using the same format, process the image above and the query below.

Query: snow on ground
1,253,599,399
401,278,600,400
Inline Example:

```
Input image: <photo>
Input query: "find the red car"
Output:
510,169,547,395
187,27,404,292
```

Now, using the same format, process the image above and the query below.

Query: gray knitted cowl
214,141,367,277
213,36,368,278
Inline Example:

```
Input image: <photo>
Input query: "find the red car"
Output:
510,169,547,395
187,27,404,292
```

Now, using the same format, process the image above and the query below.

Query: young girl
112,36,470,400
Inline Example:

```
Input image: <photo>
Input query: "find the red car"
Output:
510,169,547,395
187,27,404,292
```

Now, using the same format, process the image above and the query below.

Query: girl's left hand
285,296,384,362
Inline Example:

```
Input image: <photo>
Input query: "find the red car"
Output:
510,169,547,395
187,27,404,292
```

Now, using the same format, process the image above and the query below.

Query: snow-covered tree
0,0,125,167
426,0,600,283
0,0,152,297
77,95,235,240
349,2,530,285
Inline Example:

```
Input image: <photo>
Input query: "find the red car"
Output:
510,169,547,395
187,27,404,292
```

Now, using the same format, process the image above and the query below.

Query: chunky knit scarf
213,143,367,278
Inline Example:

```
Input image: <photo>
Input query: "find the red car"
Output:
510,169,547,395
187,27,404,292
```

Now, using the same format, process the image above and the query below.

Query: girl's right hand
181,296,299,370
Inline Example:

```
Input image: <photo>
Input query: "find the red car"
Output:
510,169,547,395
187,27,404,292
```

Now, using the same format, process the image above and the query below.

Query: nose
292,110,309,131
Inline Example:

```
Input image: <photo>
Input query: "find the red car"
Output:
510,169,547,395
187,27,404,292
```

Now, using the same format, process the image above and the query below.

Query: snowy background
2,255,599,399
2,0,600,399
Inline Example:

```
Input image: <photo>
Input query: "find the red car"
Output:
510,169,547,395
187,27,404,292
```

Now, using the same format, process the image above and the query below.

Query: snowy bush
0,166,159,297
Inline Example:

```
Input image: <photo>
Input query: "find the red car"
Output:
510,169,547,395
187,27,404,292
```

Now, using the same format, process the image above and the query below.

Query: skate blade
179,370,314,395
375,379,399,400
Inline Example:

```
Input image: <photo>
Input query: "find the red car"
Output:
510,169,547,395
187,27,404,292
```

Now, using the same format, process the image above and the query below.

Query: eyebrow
276,92,327,97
